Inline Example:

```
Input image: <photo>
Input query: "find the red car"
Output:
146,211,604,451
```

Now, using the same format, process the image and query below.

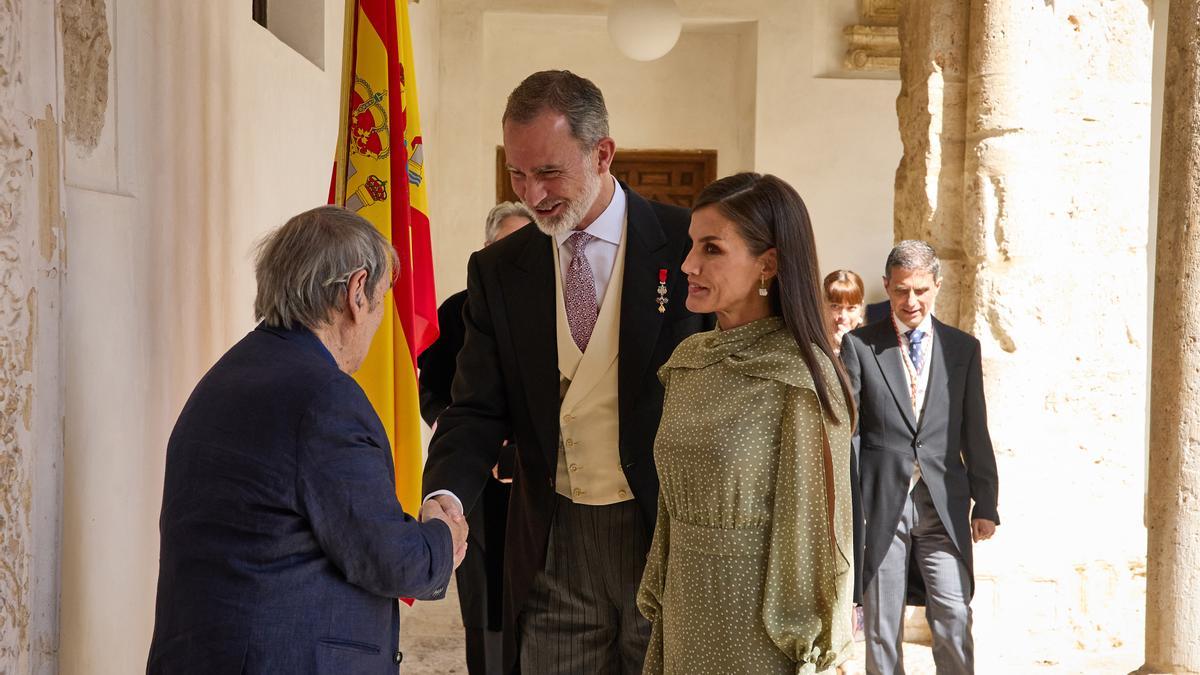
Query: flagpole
332,0,357,206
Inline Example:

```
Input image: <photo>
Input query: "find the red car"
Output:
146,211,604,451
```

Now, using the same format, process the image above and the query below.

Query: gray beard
531,171,604,237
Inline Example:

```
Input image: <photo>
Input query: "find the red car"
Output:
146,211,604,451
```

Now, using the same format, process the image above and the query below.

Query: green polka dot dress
637,316,854,675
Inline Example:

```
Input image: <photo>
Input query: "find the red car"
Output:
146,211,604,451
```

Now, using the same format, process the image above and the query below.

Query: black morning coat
841,316,1001,606
422,183,712,672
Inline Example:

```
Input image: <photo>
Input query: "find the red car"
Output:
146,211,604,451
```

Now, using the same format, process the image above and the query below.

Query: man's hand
422,494,465,521
421,497,468,568
971,518,997,543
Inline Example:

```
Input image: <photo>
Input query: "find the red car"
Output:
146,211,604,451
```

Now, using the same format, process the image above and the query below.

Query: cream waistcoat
551,220,633,505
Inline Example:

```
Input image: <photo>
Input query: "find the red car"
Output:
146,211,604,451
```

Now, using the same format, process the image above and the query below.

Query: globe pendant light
607,0,682,62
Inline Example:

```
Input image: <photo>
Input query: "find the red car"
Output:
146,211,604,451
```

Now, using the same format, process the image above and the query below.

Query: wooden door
496,148,717,209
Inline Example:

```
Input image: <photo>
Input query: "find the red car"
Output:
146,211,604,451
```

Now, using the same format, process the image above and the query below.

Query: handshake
421,495,470,569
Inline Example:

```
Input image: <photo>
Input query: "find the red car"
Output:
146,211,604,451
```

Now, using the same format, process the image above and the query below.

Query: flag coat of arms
330,0,437,513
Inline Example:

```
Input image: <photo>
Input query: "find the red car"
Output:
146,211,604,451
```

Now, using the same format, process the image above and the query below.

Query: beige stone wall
894,0,969,325
0,3,34,663
0,0,66,672
1144,0,1200,670
60,0,112,151
895,0,1153,668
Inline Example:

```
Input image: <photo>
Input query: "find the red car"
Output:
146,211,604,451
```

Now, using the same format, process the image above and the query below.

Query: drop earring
759,275,769,297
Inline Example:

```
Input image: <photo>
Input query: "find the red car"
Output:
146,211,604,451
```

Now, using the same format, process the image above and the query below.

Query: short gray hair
485,201,533,244
885,240,941,280
502,70,609,150
253,205,398,330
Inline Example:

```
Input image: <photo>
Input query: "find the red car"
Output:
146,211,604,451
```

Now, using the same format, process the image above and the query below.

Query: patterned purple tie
564,232,598,352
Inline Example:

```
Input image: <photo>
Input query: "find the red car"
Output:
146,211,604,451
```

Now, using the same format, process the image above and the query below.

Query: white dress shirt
893,312,934,488
894,312,934,415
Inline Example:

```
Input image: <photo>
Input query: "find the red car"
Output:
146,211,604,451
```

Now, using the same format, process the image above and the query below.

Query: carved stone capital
843,25,900,72
843,0,900,73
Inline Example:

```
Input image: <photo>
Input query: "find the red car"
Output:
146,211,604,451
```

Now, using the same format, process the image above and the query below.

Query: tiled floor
399,578,1142,674
398,578,940,674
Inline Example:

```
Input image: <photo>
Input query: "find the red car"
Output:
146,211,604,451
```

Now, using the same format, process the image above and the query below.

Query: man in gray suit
841,240,1000,674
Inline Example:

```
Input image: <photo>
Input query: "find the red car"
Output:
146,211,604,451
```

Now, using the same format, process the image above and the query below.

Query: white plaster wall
268,0,326,68
58,1,352,672
482,14,756,177
428,11,757,302
427,0,899,305
749,3,899,301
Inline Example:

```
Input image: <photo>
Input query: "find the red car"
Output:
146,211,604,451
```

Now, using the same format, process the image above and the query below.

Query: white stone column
0,0,66,672
1143,0,1200,671
896,0,1152,666
894,0,969,326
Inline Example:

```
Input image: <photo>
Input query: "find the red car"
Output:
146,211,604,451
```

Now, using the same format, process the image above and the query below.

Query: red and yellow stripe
331,0,437,512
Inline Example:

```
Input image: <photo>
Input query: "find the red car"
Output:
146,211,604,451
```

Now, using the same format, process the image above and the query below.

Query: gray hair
885,240,941,280
485,201,534,244
253,205,398,330
502,70,610,150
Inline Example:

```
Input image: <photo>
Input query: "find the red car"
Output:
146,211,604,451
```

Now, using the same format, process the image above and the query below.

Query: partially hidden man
418,201,533,675
841,240,1000,675
420,71,711,673
148,206,466,674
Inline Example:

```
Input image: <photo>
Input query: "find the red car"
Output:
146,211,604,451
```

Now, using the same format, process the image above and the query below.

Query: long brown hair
693,173,856,426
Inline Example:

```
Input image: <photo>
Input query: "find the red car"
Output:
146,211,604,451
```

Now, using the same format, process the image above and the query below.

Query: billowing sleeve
636,363,674,674
636,488,669,673
762,386,854,674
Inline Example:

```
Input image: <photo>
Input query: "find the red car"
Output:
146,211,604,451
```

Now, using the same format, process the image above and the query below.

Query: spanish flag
330,0,437,513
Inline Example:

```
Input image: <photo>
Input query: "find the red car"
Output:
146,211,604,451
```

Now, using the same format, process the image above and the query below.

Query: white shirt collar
555,175,624,248
892,311,934,340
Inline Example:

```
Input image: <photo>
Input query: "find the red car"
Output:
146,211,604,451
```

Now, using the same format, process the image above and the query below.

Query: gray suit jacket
841,316,999,603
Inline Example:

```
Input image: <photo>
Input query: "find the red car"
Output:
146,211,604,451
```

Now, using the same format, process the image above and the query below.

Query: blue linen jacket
147,324,453,674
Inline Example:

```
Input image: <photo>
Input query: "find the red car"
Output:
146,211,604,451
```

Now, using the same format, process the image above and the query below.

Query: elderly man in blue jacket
147,205,467,674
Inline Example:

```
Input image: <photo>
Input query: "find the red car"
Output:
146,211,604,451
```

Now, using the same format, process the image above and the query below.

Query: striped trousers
519,496,651,674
